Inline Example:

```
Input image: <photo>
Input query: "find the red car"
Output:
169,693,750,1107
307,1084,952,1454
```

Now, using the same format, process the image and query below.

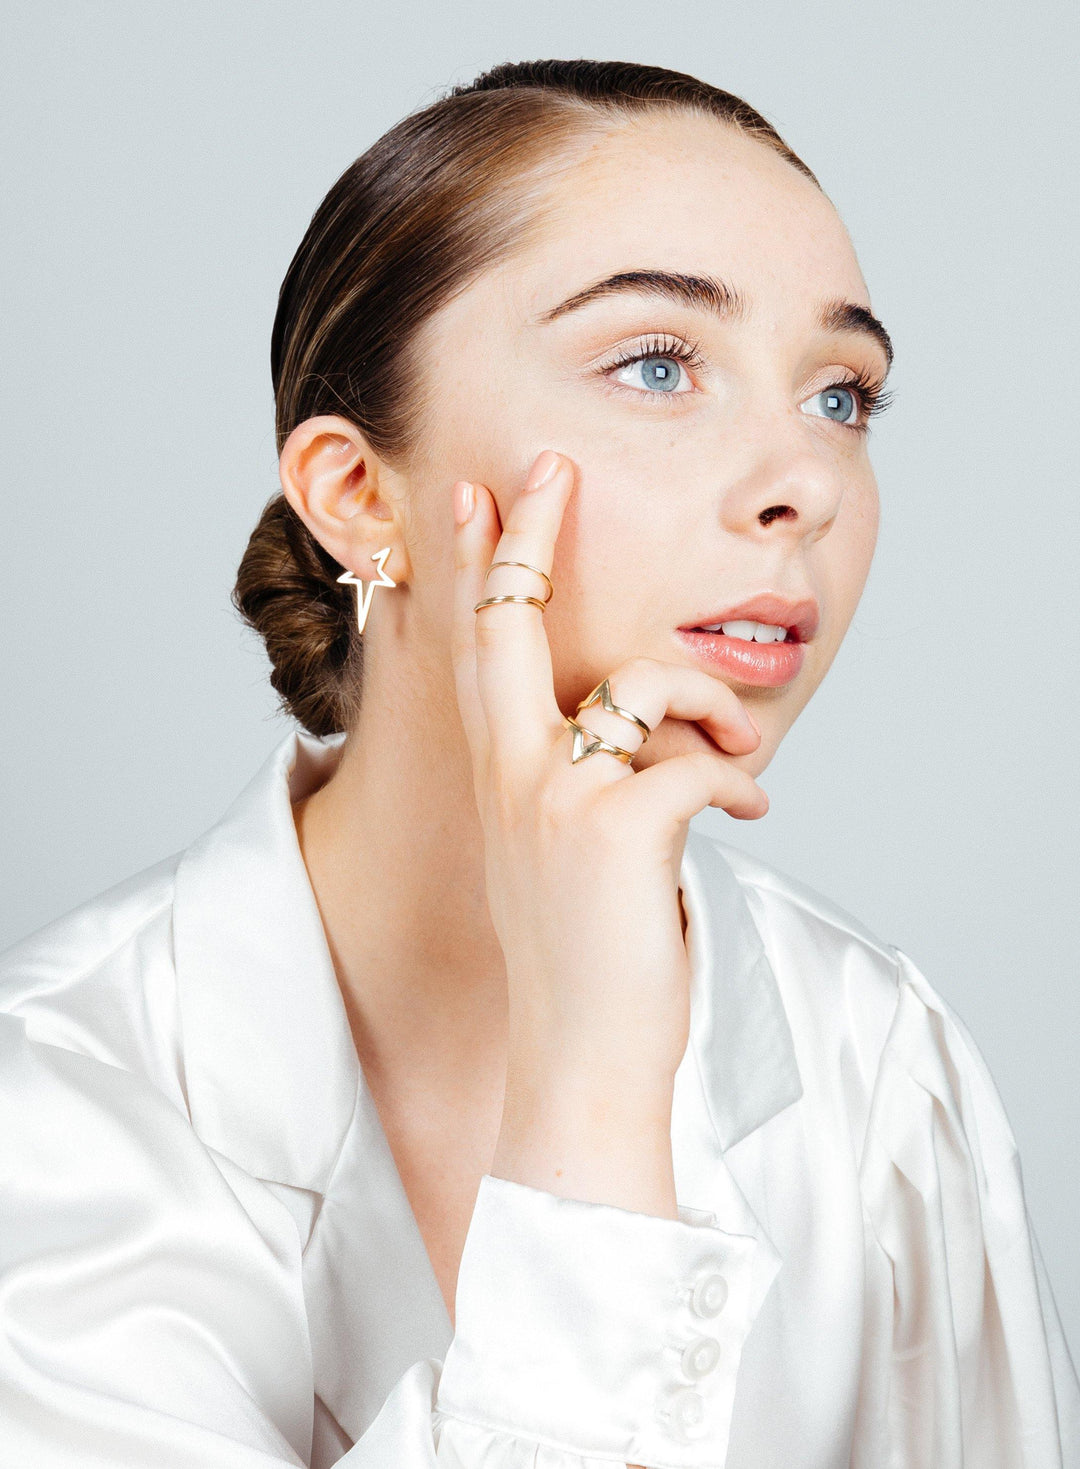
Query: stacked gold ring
563,675,652,766
470,566,651,770
563,716,635,765
473,560,554,614
575,677,652,743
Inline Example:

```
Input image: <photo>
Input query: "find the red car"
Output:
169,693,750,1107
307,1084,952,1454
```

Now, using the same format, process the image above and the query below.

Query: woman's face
400,111,890,777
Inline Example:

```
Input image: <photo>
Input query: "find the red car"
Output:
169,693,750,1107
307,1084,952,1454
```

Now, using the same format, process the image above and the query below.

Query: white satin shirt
1,728,1077,1468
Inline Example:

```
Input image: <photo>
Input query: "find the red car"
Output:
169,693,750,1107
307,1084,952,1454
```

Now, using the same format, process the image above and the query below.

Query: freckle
555,1168,563,1177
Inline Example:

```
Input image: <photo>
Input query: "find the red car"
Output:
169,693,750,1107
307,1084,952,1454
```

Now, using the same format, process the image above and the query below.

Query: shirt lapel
172,729,454,1449
678,823,804,1157
173,728,360,1195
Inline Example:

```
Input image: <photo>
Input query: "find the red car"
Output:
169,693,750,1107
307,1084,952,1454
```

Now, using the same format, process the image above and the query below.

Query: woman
1,56,1076,1469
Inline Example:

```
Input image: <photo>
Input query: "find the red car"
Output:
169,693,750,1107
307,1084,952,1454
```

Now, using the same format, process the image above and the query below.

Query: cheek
838,476,880,599
814,475,880,647
549,457,679,640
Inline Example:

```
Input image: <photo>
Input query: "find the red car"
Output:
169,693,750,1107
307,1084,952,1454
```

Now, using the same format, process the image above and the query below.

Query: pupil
643,357,679,392
824,387,854,420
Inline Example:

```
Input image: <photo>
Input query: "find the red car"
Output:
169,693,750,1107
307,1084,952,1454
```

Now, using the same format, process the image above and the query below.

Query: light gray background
3,1,1077,1357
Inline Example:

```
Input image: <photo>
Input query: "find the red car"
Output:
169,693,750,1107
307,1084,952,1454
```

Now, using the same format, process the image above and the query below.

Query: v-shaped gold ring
563,716,635,765
575,678,652,743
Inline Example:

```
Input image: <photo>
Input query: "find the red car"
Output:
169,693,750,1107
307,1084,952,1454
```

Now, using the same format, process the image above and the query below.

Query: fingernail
746,711,761,737
526,450,561,491
453,480,475,525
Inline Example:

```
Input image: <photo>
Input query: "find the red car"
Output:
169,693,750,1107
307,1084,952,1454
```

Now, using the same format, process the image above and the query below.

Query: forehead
485,111,869,322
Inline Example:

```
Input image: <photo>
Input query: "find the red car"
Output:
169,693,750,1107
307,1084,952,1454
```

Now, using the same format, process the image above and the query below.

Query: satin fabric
0,727,1076,1467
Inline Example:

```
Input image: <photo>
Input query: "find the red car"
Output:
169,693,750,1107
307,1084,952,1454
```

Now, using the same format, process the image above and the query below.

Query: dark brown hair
231,58,818,738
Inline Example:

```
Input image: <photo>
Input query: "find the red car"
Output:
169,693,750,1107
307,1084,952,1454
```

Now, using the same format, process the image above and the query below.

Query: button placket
656,1261,730,1443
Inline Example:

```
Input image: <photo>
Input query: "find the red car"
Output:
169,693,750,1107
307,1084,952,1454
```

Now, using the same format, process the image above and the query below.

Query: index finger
454,450,574,758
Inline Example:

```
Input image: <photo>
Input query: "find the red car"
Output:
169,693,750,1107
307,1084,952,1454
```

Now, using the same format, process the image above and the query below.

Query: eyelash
600,332,895,434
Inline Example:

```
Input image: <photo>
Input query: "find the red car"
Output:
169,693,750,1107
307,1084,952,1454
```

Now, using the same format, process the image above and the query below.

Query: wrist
492,1073,677,1217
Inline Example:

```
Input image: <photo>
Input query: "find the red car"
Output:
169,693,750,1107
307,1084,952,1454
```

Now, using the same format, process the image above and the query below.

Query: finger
606,748,770,835
569,658,762,760
470,451,574,755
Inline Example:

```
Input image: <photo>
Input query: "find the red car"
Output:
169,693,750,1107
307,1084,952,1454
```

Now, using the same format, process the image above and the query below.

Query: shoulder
0,851,185,1101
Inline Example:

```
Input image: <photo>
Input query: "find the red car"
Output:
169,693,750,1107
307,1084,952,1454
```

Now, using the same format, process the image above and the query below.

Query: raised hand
450,450,768,1216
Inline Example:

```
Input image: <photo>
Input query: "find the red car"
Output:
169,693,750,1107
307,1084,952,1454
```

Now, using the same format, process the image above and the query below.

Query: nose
719,428,846,545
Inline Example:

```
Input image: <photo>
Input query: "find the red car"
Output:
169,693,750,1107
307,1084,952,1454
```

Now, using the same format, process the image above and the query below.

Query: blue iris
640,357,682,392
817,386,855,421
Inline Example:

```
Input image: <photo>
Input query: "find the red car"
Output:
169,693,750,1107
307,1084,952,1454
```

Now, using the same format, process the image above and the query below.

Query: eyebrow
535,268,893,372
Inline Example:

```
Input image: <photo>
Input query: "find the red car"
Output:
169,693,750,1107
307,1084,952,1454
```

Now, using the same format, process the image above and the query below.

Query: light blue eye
613,355,690,394
803,385,858,423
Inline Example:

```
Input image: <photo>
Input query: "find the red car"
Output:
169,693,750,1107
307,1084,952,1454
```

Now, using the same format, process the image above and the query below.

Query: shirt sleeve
852,945,1080,1468
0,1011,781,1469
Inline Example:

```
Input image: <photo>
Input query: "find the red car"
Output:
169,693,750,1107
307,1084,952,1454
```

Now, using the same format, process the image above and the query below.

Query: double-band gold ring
473,560,554,614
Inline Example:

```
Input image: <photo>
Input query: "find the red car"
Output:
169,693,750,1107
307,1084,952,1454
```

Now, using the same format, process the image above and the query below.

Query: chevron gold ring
562,716,636,765
563,677,652,765
575,678,653,744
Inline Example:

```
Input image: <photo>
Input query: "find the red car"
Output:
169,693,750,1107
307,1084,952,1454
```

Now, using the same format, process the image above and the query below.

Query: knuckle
618,654,662,683
494,524,533,558
473,610,505,651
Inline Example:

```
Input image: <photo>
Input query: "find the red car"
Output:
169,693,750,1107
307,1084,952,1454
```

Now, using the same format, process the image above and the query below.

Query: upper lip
680,594,820,643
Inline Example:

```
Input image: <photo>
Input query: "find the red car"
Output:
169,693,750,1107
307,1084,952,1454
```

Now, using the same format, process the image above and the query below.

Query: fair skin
281,112,887,1351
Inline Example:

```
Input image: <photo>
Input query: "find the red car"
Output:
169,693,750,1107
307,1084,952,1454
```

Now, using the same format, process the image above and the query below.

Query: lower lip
675,629,807,686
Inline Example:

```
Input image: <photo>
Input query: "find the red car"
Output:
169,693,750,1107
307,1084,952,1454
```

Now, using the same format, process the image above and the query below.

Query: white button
681,1334,722,1380
691,1270,728,1318
656,1385,709,1442
671,1387,707,1440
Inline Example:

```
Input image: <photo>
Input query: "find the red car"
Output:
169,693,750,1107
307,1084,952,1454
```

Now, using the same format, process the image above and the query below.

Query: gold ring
473,594,548,613
484,560,554,603
563,715,635,765
575,678,652,743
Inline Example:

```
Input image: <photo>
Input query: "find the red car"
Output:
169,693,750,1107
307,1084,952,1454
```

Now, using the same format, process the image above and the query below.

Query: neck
293,633,508,1091
292,630,691,1092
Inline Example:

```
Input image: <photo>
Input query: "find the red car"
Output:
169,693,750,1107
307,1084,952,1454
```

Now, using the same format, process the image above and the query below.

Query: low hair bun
232,493,360,738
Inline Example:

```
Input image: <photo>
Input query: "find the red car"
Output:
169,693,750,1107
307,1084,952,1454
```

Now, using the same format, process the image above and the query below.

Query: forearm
491,1068,679,1219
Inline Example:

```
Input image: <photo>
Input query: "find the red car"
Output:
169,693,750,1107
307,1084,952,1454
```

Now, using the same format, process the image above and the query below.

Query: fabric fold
853,946,1079,1467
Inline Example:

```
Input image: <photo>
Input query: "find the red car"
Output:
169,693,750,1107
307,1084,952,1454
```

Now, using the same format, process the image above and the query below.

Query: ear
278,415,410,584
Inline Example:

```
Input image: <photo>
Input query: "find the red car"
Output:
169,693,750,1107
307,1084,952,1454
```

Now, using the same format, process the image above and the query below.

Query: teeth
698,620,789,642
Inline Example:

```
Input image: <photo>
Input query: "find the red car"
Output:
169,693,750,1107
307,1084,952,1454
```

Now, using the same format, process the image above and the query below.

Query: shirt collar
172,728,802,1194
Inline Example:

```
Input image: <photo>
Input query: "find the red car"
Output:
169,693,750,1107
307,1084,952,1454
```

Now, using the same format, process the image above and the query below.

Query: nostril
759,504,797,527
